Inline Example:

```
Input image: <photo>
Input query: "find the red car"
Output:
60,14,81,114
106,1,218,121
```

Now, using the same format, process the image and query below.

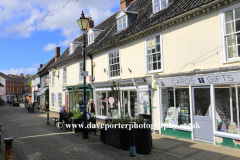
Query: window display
139,91,150,114
215,85,238,134
162,87,191,127
130,91,138,118
122,91,129,117
108,91,119,118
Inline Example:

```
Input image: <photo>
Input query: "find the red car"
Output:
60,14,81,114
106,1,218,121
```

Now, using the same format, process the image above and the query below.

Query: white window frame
58,92,62,109
69,43,74,54
152,0,173,14
51,93,55,108
88,32,94,44
107,48,121,80
117,15,128,32
220,3,240,63
79,60,84,83
62,67,67,85
145,32,163,74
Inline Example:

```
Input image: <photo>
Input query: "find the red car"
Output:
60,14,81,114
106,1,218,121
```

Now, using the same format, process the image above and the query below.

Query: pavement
0,104,240,160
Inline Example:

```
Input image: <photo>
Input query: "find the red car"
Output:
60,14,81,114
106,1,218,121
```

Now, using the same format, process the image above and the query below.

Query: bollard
0,123,1,148
47,110,50,124
129,123,136,157
4,137,13,160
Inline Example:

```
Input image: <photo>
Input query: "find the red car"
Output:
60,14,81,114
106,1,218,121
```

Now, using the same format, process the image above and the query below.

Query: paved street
0,104,240,160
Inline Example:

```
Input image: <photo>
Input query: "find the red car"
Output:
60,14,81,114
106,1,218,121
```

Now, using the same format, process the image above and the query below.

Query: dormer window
87,29,104,45
116,10,138,32
153,0,173,13
69,41,82,55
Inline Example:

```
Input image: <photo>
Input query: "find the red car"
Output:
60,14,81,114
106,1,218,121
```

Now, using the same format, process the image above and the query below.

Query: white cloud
0,68,37,75
0,0,119,50
44,43,57,51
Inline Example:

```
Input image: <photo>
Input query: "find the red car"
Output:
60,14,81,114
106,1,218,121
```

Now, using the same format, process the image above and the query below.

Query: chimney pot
120,0,135,10
85,17,94,32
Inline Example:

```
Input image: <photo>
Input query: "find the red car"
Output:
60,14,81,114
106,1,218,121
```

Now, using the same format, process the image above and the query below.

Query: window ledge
147,69,163,74
109,76,121,80
214,131,240,141
223,58,240,64
161,124,192,132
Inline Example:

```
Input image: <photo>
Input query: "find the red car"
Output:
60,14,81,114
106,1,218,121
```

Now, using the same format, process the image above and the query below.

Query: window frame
51,93,55,108
79,60,84,83
69,43,74,54
58,92,62,109
62,67,67,85
107,48,121,80
88,32,94,45
220,3,240,63
152,0,173,14
117,15,128,32
145,32,163,74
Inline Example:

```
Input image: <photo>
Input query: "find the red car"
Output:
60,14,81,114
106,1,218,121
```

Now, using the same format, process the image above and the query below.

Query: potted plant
65,110,74,131
71,108,83,133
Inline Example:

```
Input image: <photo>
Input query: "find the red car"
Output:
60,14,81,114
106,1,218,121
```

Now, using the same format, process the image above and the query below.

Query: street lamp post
77,11,89,139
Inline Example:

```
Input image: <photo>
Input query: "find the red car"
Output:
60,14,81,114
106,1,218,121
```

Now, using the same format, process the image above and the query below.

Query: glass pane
101,92,107,116
175,87,191,126
118,70,120,76
138,91,150,114
153,62,157,70
156,44,160,52
227,35,236,46
226,22,234,34
147,48,151,54
149,63,153,71
157,53,161,61
130,91,138,118
152,47,155,54
158,62,161,69
228,46,237,58
215,85,238,134
114,51,116,57
153,54,157,62
225,10,234,22
109,53,113,58
108,91,119,118
193,88,211,117
161,0,166,9
113,71,116,77
237,34,240,44
236,20,240,32
235,8,240,20
122,91,129,117
156,36,160,44
117,57,119,63
96,92,101,116
123,23,126,29
162,87,174,124
238,45,240,57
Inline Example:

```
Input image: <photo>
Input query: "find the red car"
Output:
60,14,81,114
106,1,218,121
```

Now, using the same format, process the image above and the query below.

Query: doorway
192,86,213,144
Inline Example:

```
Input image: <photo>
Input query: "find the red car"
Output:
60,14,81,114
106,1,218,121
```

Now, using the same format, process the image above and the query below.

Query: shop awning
37,87,48,96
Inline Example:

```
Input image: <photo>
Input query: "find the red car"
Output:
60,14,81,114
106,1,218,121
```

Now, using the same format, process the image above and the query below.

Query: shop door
192,87,213,144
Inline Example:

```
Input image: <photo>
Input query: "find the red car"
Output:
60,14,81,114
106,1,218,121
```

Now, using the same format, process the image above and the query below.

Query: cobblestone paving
0,104,240,160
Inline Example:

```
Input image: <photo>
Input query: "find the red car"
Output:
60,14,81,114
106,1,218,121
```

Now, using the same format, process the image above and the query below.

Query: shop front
91,77,152,123
37,87,49,106
67,84,92,111
155,70,240,147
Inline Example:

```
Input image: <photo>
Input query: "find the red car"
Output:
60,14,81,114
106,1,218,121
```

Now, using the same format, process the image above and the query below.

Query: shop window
162,87,191,127
130,91,138,118
146,34,162,73
139,91,150,115
108,91,119,118
221,5,240,62
96,91,108,117
215,85,238,134
108,49,120,79
51,93,54,108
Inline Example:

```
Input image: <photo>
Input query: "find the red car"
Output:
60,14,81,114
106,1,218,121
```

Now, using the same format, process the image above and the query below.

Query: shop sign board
33,86,38,91
157,71,240,86
81,71,88,77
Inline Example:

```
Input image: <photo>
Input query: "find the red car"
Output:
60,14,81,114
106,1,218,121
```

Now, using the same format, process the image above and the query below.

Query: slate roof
0,82,4,87
32,57,55,79
0,72,28,83
49,0,216,69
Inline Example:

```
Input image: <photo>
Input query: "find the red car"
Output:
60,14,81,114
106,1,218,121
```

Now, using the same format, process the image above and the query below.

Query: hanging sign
81,71,88,77
157,71,240,87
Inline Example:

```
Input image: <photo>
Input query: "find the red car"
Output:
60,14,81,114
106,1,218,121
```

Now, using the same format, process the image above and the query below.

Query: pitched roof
32,57,55,78
0,72,28,83
48,0,216,68
0,82,4,87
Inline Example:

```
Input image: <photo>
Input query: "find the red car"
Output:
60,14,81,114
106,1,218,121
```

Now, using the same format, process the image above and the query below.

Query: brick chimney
38,64,43,71
120,0,135,10
55,47,60,62
20,73,24,78
26,74,29,79
86,17,94,32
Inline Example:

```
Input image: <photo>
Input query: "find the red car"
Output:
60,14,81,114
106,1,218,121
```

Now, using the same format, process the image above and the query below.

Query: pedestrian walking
24,97,29,109
87,99,95,116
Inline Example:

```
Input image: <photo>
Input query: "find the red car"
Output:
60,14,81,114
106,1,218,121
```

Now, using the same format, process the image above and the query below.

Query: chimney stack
55,47,60,62
20,73,24,78
86,17,94,32
120,0,135,10
26,74,29,79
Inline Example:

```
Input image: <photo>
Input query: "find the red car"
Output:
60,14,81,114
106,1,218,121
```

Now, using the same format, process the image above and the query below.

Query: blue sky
0,0,119,76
